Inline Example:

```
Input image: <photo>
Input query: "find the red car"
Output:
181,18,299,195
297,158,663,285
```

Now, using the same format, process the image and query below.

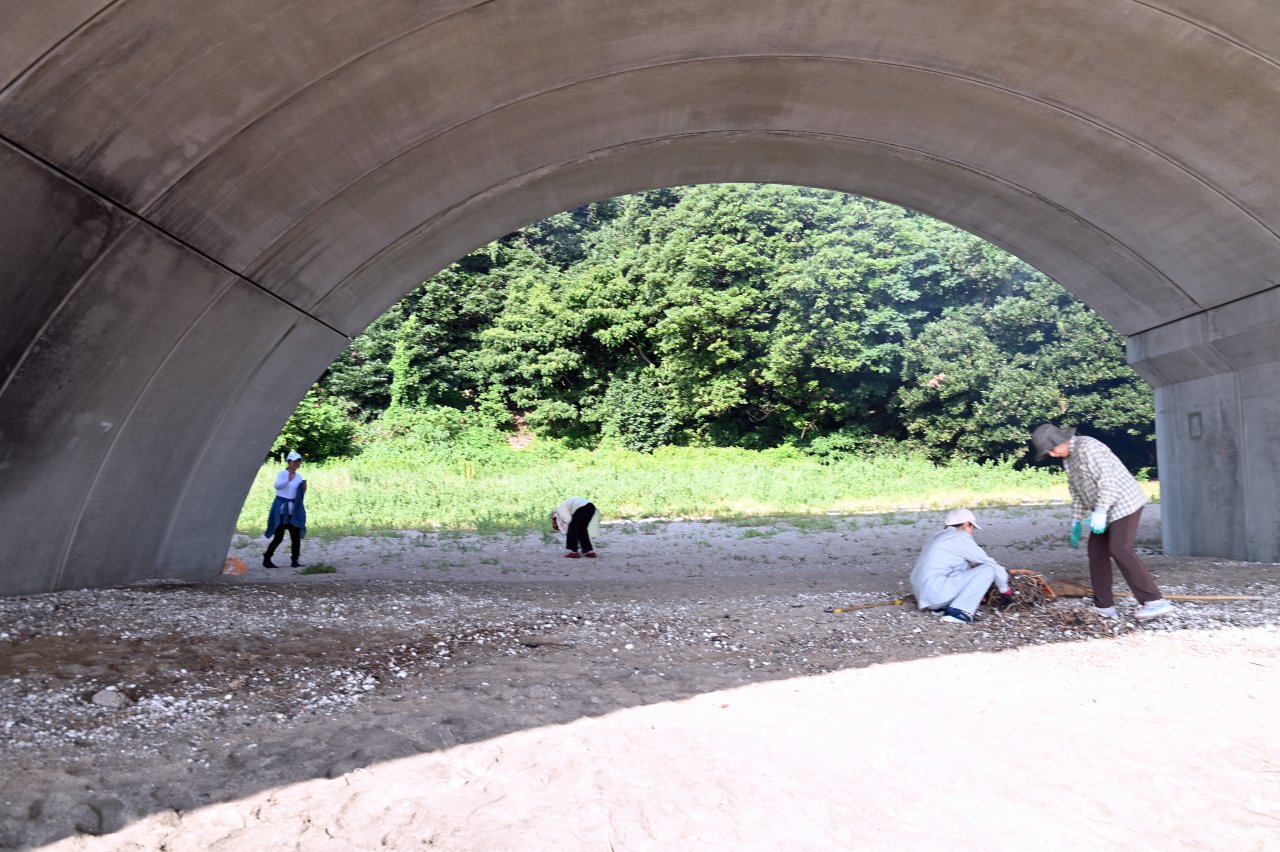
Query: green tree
387,313,419,410
311,183,1156,463
270,387,358,461
599,367,681,452
321,260,512,415
894,274,1154,464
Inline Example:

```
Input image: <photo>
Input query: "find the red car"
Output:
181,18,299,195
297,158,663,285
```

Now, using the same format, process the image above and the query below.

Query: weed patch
235,443,1105,537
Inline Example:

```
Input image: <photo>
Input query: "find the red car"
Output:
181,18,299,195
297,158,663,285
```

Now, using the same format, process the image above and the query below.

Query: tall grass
236,439,1156,536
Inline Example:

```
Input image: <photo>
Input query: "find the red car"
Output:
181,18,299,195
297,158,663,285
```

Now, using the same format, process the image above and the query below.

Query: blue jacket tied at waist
264,491,307,538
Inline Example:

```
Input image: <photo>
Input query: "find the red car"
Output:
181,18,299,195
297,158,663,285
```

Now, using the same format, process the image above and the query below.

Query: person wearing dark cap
1030,424,1172,621
263,450,308,569
910,508,1014,624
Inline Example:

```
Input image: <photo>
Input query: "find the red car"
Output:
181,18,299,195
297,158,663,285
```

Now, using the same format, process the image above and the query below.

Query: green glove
1070,520,1082,548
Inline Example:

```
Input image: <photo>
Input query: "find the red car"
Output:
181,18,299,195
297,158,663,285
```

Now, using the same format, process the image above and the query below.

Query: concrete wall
2,0,1280,594
1128,288,1280,562
0,142,348,592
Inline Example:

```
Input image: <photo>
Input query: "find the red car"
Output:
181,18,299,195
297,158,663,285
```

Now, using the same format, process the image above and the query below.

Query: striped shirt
1063,436,1147,523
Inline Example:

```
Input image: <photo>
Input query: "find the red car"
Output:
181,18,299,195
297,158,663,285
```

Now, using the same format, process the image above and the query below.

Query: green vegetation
252,183,1160,537
292,183,1154,469
270,387,356,461
236,438,1151,537
296,563,337,575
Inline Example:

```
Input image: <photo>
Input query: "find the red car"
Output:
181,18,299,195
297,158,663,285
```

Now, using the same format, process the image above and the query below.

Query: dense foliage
270,387,357,462
304,184,1153,467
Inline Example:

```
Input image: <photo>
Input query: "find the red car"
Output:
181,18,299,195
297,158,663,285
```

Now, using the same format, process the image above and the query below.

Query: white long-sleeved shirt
910,526,1009,610
554,496,601,539
274,469,305,500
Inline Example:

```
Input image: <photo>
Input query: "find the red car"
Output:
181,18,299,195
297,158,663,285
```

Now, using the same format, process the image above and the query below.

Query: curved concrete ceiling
3,0,1280,592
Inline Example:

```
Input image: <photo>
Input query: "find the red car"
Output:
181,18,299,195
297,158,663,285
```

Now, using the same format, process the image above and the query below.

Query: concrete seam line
1128,0,1280,74
1125,282,1280,339
0,132,353,343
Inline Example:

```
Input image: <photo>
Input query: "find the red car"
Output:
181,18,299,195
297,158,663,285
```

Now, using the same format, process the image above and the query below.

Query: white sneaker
1135,599,1174,621
1091,605,1118,619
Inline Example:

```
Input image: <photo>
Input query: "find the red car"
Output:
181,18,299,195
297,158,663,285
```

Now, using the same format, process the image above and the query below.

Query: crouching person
552,496,601,558
910,508,1013,624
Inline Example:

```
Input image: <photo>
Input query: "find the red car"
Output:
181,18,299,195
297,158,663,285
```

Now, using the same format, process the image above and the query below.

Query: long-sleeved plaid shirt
1063,436,1147,522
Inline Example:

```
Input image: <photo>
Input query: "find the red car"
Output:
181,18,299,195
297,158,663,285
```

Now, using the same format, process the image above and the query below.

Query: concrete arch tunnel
3,0,1280,596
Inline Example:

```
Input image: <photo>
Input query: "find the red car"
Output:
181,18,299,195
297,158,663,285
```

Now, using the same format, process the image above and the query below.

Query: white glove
1089,509,1108,534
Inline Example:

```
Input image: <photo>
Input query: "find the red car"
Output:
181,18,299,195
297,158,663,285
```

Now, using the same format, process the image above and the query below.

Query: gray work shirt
910,526,1009,610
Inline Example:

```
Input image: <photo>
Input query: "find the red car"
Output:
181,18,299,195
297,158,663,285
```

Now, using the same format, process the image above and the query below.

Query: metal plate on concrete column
1155,376,1246,559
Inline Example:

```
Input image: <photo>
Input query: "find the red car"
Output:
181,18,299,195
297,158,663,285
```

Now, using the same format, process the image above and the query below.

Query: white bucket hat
286,451,302,461
944,507,981,529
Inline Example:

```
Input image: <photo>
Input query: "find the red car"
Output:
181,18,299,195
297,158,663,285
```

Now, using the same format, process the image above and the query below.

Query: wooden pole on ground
1116,592,1263,602
824,598,906,613
1045,580,1262,602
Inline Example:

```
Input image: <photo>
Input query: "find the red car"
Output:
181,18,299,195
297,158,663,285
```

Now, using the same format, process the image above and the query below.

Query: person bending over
910,508,1013,624
1030,423,1172,621
552,496,600,559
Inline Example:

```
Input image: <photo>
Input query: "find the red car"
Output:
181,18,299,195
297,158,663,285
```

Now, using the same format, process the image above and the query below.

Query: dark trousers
266,524,301,562
1088,507,1162,607
566,503,596,553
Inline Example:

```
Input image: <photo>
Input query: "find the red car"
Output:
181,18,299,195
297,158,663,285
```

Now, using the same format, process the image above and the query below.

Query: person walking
1030,423,1173,621
552,496,600,558
263,450,308,569
910,508,1015,624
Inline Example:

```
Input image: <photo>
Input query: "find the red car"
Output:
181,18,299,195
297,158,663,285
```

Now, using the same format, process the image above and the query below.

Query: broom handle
1112,592,1263,601
824,598,905,613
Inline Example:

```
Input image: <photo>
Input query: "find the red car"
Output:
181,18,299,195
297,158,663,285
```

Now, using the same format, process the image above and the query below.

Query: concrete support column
1127,288,1280,563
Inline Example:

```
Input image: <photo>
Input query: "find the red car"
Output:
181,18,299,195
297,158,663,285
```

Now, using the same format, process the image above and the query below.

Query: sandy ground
2,504,1279,850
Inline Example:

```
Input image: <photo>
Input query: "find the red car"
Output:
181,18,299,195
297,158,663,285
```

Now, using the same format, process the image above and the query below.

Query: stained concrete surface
2,0,1280,594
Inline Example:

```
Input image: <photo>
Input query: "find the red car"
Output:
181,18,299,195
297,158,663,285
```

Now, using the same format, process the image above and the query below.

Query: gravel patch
1,505,1277,847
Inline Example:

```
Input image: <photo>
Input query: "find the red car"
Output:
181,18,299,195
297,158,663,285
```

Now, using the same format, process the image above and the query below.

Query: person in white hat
263,450,308,568
909,508,1013,624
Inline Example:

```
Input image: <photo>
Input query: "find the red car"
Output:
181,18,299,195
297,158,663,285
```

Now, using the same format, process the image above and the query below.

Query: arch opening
230,182,1158,541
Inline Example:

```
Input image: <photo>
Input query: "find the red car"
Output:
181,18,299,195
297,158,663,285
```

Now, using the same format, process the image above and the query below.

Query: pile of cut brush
987,568,1062,613
980,571,1125,638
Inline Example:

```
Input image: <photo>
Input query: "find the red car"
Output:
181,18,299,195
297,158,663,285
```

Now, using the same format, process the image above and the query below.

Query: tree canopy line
282,184,1155,470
